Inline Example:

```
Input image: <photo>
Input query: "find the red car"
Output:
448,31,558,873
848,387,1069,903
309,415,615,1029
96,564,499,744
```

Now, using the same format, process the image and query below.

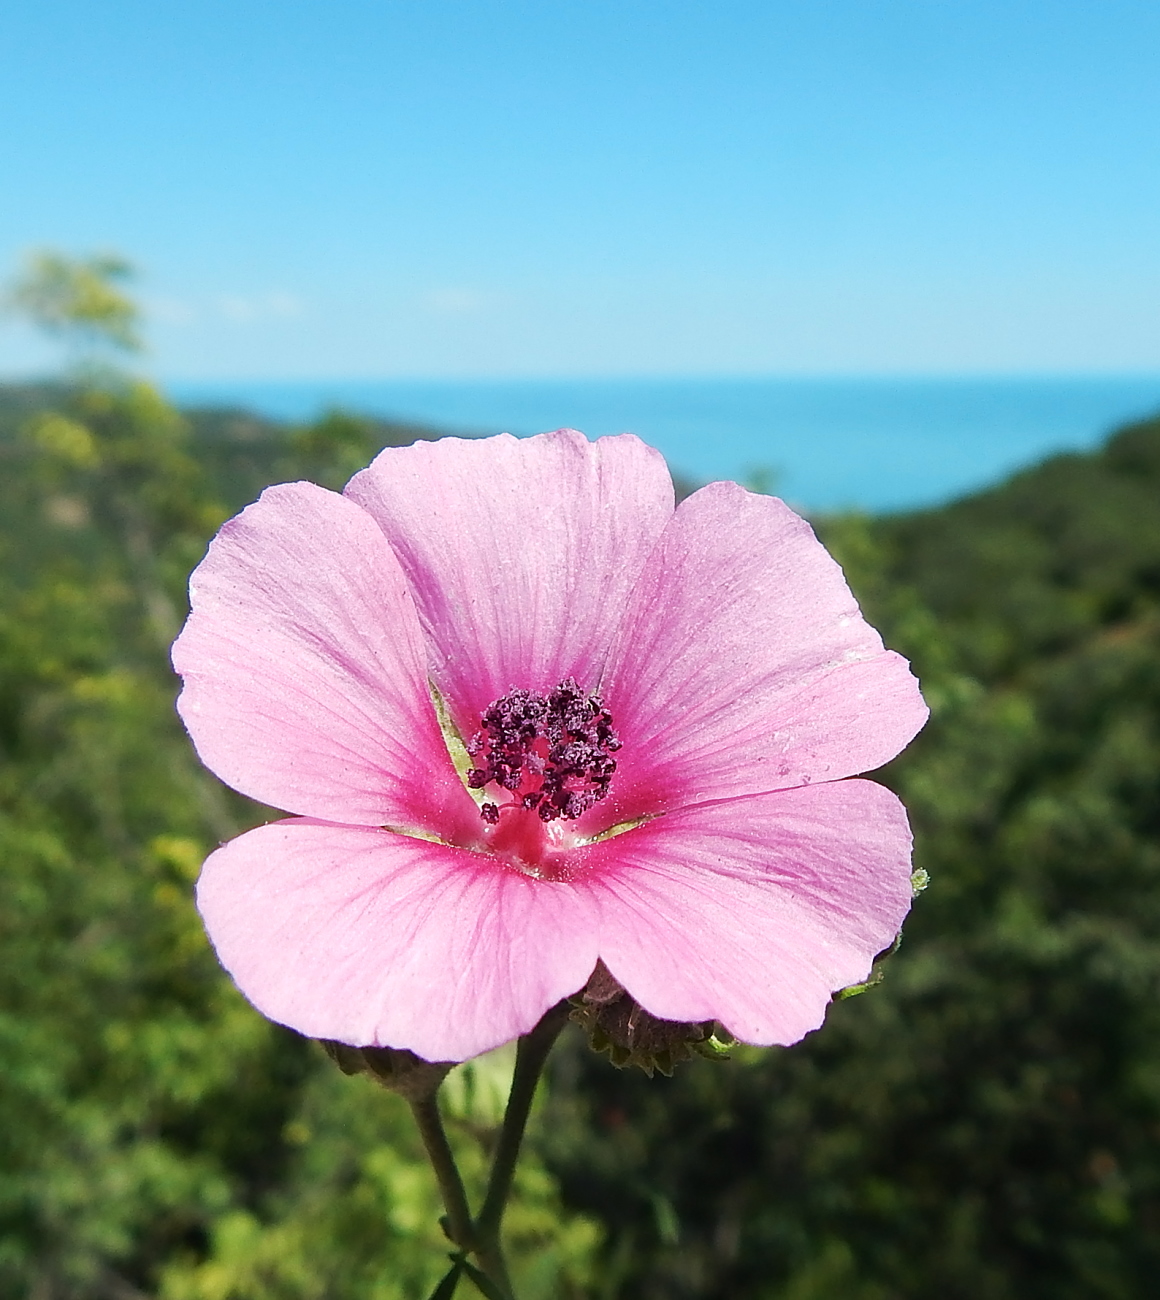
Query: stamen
466,678,621,822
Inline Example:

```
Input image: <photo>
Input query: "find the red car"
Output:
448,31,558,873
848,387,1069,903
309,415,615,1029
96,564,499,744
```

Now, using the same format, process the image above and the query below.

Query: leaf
425,1259,463,1300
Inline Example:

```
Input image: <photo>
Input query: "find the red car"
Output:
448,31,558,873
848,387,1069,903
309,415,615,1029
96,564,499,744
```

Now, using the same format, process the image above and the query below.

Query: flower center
466,678,621,826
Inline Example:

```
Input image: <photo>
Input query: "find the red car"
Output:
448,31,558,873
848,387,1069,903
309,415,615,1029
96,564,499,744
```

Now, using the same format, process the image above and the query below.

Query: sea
167,374,1160,515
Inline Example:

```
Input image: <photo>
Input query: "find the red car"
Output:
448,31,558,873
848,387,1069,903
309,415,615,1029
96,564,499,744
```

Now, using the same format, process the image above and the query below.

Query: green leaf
426,1258,464,1300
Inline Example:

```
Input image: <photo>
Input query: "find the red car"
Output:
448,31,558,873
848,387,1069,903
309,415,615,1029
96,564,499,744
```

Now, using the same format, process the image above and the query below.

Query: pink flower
172,430,928,1063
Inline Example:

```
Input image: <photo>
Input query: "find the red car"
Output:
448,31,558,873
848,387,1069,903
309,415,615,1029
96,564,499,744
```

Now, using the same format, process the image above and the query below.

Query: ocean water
168,374,1160,514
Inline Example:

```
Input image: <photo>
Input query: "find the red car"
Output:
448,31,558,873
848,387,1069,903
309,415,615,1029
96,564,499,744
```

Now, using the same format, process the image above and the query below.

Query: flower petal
343,430,674,731
172,482,477,838
599,482,928,820
573,779,915,1046
197,819,601,1062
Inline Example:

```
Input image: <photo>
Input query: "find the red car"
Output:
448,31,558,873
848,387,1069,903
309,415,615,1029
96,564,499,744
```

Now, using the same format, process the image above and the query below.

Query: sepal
836,930,903,1001
319,1040,454,1100
570,960,734,1077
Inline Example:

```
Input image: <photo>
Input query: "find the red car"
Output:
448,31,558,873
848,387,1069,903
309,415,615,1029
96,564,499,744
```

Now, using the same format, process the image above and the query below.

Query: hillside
0,378,598,1300
1,376,1158,1298
543,411,1160,1299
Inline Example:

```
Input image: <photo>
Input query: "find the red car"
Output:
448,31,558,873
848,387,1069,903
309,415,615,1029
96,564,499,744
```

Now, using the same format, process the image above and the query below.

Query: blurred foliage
4,254,1160,1297
0,365,597,1298
4,252,142,357
541,416,1160,1298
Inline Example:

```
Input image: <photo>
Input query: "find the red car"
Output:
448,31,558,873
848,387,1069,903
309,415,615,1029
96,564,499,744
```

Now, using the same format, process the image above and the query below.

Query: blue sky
1,0,1159,380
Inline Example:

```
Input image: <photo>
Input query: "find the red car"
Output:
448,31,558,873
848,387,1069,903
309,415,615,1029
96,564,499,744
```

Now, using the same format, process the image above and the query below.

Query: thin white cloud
146,295,198,325
215,292,305,324
144,291,306,328
421,287,487,316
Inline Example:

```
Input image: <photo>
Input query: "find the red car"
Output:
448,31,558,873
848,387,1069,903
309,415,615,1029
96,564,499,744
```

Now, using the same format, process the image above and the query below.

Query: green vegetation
542,416,1160,1298
0,374,598,1300
4,251,143,359
2,254,1159,1297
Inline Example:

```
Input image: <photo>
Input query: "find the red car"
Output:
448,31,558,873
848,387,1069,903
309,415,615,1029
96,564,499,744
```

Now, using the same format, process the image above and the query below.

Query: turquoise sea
168,374,1160,515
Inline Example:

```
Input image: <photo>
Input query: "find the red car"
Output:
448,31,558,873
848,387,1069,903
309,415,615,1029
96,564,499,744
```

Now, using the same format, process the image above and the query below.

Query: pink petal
197,819,601,1062
574,779,915,1046
172,483,477,839
343,431,674,732
598,482,928,822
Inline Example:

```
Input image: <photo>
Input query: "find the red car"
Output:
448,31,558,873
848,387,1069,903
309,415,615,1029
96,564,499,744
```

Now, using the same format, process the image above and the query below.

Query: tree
5,250,142,361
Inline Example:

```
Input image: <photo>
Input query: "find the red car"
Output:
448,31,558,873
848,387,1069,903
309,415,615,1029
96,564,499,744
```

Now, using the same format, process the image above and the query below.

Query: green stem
472,1242,515,1299
475,1000,572,1258
408,1092,476,1255
411,1001,572,1300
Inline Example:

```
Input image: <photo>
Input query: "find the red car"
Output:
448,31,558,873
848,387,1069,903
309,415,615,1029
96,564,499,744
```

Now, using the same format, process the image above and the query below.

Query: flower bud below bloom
570,961,735,1077
320,1040,454,1100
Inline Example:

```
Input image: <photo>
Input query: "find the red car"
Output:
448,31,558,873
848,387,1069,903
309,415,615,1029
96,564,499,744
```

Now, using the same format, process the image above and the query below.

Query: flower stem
475,1000,572,1268
408,1092,477,1255
410,1001,572,1300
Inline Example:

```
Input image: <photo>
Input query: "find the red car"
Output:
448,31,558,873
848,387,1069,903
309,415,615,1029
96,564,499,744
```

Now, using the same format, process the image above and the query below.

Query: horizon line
159,366,1160,387
6,366,1160,389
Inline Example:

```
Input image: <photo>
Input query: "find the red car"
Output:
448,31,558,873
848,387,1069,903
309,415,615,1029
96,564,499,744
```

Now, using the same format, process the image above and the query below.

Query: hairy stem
411,1001,572,1300
408,1093,476,1255
476,1000,572,1259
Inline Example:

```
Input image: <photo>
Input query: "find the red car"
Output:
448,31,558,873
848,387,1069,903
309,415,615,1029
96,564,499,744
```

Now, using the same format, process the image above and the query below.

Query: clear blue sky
1,0,1158,380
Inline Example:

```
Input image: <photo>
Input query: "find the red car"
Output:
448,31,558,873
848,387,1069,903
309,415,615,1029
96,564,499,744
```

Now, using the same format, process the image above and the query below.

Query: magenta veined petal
173,431,930,1060
597,481,929,823
572,779,916,1046
172,482,478,840
344,430,675,734
196,819,602,1062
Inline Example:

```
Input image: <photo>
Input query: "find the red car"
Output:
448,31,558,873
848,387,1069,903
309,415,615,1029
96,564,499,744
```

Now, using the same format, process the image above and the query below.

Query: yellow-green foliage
159,1053,599,1300
6,250,142,354
0,373,599,1299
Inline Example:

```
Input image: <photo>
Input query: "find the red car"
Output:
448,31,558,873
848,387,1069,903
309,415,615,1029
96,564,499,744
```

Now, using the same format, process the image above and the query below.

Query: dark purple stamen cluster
466,678,621,823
